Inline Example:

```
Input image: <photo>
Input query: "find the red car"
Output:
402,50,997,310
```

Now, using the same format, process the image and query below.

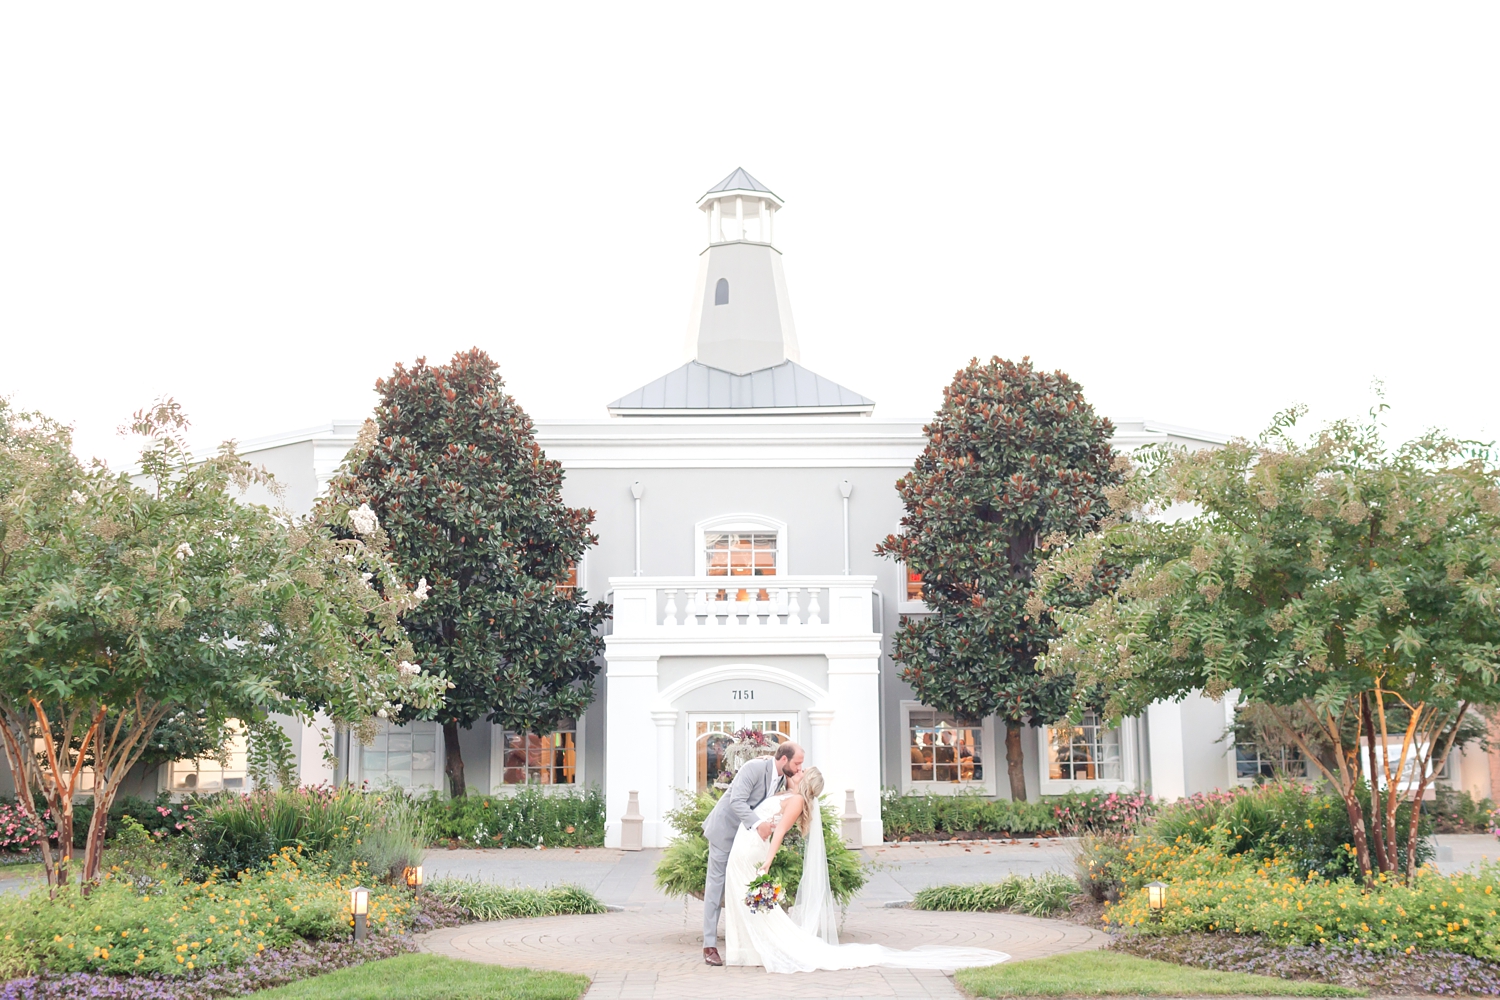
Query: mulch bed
1115,930,1500,995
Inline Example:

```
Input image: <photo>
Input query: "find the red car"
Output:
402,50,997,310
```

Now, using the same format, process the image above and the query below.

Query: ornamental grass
0,848,412,978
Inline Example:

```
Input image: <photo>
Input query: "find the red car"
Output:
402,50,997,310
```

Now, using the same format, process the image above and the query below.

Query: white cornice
225,415,1234,473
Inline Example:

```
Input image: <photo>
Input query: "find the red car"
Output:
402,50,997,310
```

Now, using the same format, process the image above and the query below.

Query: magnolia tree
327,350,607,797
0,400,446,888
1035,407,1500,880
876,357,1123,801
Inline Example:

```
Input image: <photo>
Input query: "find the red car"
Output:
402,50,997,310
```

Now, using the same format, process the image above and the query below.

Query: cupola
697,167,782,246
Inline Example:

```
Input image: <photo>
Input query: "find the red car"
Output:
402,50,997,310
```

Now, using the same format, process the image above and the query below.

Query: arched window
714,278,729,305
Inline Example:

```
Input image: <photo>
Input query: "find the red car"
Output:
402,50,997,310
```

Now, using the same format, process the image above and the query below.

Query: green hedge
880,788,1157,841
415,786,604,848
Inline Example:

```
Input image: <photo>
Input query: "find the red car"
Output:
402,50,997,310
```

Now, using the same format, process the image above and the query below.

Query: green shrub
194,787,426,880
879,788,1149,841
1431,786,1497,834
101,815,197,885
424,879,605,920
1149,783,1431,880
1049,789,1157,834
652,791,868,905
0,848,412,977
912,871,1078,915
415,786,604,848
66,793,202,848
1101,831,1500,960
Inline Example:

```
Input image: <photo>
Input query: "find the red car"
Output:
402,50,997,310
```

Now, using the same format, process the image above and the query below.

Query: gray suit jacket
702,755,782,849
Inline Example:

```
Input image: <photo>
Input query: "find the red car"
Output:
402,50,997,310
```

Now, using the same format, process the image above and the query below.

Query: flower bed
1097,832,1500,959
0,849,411,978
0,935,414,1000
1117,932,1500,996
880,788,1156,841
416,787,604,849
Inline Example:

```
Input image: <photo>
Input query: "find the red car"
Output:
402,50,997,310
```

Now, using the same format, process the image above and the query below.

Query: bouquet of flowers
744,872,785,913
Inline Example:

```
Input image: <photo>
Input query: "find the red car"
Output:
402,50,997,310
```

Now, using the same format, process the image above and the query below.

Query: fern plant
652,790,868,905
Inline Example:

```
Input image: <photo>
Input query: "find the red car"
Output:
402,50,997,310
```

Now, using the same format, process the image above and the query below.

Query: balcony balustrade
608,575,878,637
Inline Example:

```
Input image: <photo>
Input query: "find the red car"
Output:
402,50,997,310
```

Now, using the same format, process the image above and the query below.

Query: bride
722,765,1010,974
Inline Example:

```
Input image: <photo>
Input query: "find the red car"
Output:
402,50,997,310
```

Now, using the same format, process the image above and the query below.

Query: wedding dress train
722,794,1010,974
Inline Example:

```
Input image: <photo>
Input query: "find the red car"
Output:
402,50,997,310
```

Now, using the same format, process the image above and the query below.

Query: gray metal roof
702,167,777,199
608,361,874,413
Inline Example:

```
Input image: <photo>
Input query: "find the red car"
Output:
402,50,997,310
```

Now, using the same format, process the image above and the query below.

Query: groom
700,740,804,966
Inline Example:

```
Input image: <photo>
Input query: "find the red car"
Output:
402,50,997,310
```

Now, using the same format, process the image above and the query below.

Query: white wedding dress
722,793,1010,974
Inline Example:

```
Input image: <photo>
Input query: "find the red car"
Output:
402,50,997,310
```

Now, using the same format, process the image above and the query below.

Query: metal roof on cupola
608,170,874,417
698,167,781,207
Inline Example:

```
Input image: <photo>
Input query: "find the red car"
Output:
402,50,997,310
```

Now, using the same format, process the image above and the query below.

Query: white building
124,170,1496,831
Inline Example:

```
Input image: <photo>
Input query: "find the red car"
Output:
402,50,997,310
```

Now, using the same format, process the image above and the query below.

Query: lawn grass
250,953,589,1000
956,950,1366,997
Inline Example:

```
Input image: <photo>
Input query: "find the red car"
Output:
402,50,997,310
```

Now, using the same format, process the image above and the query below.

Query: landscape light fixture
351,886,370,941
1146,881,1168,917
404,865,425,889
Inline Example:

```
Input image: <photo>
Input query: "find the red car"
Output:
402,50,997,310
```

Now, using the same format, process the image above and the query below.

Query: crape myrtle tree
1034,406,1500,881
327,349,608,798
0,399,445,889
876,357,1124,801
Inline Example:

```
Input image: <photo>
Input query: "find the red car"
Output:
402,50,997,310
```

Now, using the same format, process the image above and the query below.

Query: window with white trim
167,720,249,793
705,532,778,578
897,565,929,613
694,515,787,588
359,720,440,792
900,702,993,794
1046,713,1121,782
1235,742,1308,782
499,719,579,785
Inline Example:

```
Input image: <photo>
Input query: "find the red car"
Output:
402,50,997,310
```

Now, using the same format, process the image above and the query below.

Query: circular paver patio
418,897,1106,999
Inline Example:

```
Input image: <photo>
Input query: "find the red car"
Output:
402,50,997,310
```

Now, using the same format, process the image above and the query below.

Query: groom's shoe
703,947,724,966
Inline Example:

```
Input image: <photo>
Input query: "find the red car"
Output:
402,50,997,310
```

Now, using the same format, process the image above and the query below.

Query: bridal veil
789,797,840,944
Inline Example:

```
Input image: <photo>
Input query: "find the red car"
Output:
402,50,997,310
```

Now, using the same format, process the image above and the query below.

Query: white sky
2,5,1497,470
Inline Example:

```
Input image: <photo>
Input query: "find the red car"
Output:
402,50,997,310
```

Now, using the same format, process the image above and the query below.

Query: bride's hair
795,767,824,836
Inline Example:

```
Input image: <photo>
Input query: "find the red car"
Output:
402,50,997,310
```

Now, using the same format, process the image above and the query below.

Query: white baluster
685,589,701,627
787,587,802,625
663,588,678,627
808,588,822,626
774,588,789,626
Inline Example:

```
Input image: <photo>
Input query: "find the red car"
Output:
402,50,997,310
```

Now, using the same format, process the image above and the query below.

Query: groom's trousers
702,838,733,948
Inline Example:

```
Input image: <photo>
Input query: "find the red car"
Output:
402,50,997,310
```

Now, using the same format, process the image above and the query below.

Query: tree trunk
1361,695,1390,872
1339,783,1373,882
1004,723,1027,802
80,778,119,887
443,720,467,798
0,717,58,891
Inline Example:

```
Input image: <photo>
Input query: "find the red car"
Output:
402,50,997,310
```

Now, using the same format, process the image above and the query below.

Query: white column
297,712,336,787
767,206,774,245
651,710,678,847
1146,699,1187,801
603,653,659,847
807,709,835,788
712,199,722,242
826,652,883,845
758,198,767,241
706,206,713,245
735,196,743,240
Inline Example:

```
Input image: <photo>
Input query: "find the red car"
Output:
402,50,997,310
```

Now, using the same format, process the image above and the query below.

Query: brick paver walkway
417,845,1107,999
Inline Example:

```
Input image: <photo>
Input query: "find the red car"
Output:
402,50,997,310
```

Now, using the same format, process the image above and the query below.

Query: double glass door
689,714,797,793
